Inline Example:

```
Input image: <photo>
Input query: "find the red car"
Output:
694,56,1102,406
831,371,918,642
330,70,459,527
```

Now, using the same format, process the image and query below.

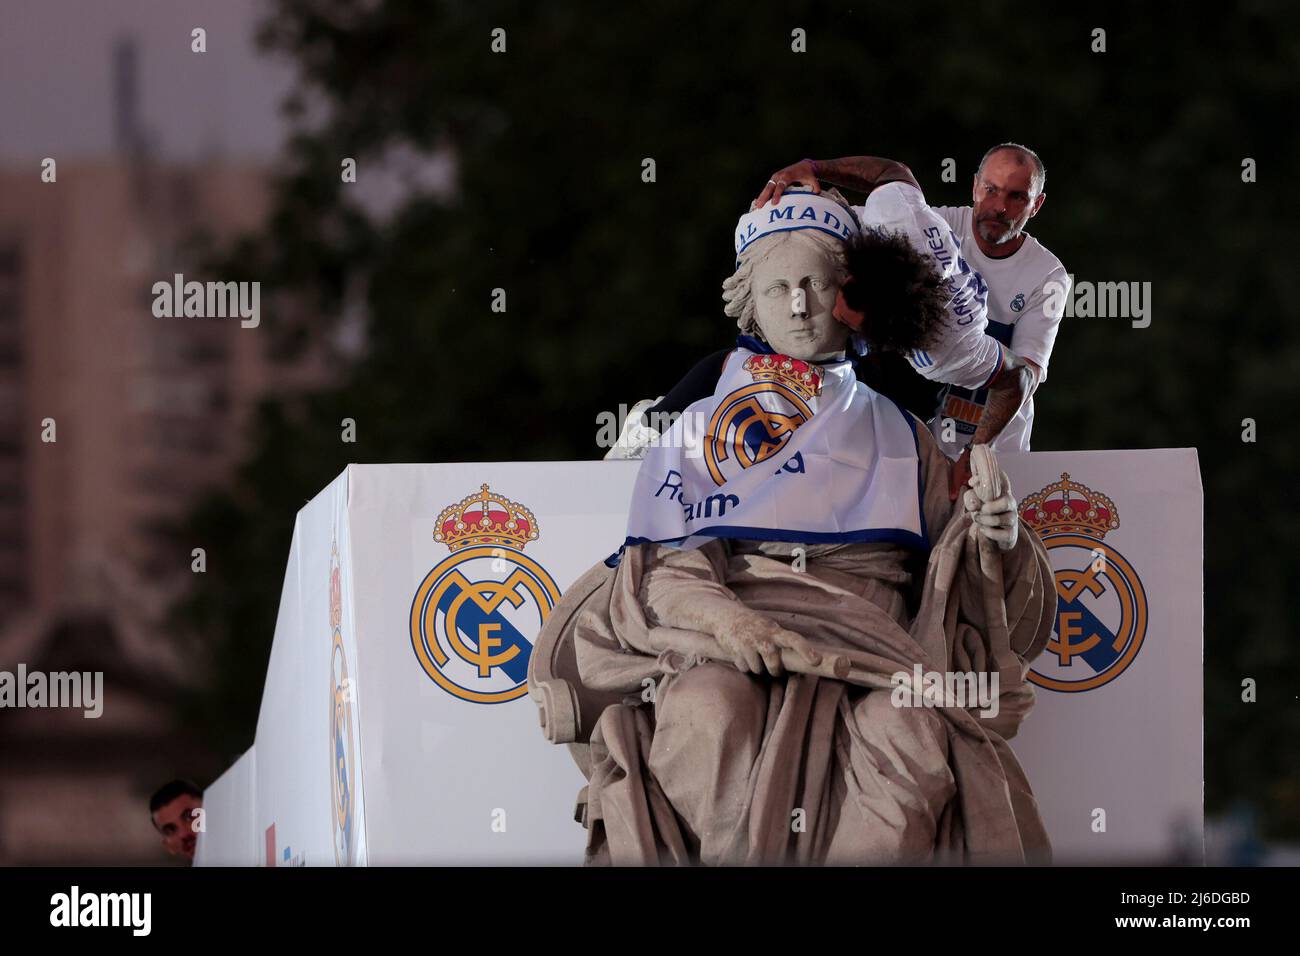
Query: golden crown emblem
1019,473,1120,539
743,354,824,400
434,484,539,552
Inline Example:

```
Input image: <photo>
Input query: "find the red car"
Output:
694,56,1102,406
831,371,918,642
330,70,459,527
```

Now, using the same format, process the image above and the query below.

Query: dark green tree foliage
172,1,1300,836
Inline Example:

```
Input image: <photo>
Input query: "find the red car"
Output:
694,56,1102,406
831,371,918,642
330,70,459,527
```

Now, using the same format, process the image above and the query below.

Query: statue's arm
640,348,730,425
637,543,823,676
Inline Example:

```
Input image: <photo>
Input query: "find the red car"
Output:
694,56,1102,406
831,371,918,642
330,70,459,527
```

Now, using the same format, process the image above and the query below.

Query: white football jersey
853,182,1002,391
927,204,1070,456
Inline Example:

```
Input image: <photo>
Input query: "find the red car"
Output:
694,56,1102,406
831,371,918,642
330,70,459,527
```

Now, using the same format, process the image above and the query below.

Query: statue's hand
603,397,663,460
964,486,1019,551
963,444,1019,551
716,617,823,677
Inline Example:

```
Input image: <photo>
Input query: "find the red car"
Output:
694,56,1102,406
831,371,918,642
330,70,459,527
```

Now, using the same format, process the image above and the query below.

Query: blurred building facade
0,41,332,864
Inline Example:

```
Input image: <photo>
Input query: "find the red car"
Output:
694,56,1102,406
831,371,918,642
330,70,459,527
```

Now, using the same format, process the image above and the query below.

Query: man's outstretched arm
947,352,1040,499
755,155,920,206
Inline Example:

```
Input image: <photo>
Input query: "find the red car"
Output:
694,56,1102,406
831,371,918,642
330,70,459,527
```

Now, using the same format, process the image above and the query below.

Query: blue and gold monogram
409,485,560,705
1021,474,1148,693
703,354,821,486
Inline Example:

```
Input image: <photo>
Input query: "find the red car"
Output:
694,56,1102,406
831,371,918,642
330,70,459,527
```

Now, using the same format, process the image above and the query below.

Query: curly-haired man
759,147,1070,476
612,154,1055,498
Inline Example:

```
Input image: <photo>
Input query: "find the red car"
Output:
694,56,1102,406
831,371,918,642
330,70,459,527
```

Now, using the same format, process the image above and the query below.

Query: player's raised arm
755,155,921,207
946,351,1039,499
976,354,1038,449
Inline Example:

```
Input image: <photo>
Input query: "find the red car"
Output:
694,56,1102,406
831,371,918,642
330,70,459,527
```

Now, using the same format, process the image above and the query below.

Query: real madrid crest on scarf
410,484,560,704
617,339,928,558
704,352,822,485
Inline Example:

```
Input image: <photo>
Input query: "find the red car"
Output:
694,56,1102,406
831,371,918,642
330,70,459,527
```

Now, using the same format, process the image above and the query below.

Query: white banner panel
249,470,368,867
347,462,624,864
199,450,1202,865
194,747,257,867
1001,448,1204,863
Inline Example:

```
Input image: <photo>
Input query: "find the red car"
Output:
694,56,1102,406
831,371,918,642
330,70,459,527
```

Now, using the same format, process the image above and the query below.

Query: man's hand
754,156,920,209
948,446,972,501
716,618,823,676
754,159,820,207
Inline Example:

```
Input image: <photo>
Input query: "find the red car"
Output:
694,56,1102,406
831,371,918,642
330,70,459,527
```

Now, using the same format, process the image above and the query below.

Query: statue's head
724,188,857,361
724,187,949,362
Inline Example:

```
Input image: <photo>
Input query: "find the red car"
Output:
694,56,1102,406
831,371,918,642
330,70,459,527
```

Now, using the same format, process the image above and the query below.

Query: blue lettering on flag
775,452,805,474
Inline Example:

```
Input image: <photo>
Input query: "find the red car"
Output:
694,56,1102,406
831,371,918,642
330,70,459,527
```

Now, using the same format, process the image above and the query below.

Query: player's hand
716,619,822,676
948,447,972,501
754,159,819,208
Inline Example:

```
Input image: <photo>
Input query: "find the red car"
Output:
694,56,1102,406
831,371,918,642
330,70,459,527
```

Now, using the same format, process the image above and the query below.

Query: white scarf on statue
615,340,928,560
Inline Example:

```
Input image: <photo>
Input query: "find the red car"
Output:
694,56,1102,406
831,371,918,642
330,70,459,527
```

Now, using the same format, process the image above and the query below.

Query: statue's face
751,235,849,361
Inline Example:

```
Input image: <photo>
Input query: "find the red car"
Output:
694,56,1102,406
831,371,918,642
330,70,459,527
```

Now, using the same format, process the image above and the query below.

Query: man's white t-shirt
853,183,1003,392
927,204,1070,455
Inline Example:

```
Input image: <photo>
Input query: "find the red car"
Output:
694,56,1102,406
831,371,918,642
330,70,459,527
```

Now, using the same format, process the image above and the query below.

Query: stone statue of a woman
530,188,1057,866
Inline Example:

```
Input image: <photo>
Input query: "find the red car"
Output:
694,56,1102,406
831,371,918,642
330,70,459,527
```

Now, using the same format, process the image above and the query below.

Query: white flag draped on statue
617,341,927,559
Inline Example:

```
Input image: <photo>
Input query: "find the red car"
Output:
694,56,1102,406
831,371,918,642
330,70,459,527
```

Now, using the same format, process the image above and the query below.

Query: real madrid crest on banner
329,539,359,865
1020,473,1148,693
409,484,560,704
703,353,821,486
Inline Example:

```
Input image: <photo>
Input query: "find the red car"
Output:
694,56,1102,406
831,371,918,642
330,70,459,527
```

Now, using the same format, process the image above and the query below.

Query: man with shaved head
149,778,203,863
759,144,1070,464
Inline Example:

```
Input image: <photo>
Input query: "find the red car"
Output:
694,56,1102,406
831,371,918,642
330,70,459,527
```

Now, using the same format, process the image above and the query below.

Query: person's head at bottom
149,779,203,862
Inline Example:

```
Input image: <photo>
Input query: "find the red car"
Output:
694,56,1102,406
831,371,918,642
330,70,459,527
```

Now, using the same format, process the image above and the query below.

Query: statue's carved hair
722,187,853,338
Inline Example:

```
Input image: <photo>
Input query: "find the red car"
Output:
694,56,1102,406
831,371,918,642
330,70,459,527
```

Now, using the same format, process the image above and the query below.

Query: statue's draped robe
548,419,1056,865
